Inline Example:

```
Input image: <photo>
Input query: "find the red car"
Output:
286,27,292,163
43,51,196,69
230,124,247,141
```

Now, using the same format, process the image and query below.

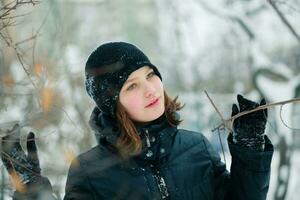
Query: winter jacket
62,108,273,200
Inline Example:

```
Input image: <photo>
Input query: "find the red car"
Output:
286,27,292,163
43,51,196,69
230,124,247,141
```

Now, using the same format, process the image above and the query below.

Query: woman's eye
127,83,136,91
147,72,155,78
126,72,155,91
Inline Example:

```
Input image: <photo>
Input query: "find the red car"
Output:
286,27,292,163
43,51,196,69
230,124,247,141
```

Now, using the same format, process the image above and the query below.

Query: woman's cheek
126,95,143,110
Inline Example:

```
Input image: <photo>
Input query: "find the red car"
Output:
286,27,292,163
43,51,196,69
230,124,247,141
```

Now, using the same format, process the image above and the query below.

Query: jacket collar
88,107,178,163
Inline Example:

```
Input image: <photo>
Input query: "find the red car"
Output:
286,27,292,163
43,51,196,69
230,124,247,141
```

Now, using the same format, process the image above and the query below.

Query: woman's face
119,66,165,123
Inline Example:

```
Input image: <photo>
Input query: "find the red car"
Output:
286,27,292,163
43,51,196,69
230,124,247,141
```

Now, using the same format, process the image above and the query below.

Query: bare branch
272,0,300,13
0,151,40,177
267,0,300,45
0,0,47,104
15,34,40,46
279,104,300,131
204,90,227,125
217,128,227,166
205,91,300,133
196,1,256,40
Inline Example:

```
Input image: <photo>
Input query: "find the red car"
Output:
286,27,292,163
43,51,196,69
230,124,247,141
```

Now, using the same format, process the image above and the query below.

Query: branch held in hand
204,90,300,133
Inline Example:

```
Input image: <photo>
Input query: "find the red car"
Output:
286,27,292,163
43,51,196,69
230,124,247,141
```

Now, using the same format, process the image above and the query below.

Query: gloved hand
1,124,53,198
231,94,268,151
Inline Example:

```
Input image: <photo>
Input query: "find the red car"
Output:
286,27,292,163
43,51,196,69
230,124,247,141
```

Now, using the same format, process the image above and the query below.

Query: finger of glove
231,104,239,117
1,149,14,172
26,132,40,168
260,98,268,118
1,135,22,154
1,136,24,174
237,94,259,112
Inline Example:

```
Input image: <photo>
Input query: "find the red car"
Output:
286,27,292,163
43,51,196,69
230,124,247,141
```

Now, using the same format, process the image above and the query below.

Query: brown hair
115,90,185,158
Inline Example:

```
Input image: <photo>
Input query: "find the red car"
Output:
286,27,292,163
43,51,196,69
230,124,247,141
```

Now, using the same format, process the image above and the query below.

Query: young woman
1,42,273,200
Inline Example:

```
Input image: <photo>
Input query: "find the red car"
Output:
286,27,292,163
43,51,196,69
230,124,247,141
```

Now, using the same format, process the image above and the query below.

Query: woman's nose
144,83,156,98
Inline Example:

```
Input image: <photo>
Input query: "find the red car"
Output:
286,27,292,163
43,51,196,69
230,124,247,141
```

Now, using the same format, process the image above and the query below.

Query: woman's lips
146,98,159,107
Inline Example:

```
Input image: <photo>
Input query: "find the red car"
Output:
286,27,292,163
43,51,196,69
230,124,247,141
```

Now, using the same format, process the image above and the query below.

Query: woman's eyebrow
125,77,137,84
125,68,153,84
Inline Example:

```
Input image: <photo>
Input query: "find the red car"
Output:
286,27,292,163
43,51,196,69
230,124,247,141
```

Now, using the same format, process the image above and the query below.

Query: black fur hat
85,42,162,119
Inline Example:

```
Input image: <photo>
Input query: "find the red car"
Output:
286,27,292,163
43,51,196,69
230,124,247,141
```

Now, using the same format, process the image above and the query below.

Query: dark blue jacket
62,109,274,200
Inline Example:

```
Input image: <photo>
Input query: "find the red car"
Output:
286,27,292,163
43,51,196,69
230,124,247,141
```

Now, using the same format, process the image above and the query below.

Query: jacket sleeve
13,176,57,200
202,134,273,200
63,158,97,200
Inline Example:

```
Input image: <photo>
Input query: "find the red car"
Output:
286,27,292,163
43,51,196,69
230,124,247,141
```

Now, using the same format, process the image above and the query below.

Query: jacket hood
88,106,179,162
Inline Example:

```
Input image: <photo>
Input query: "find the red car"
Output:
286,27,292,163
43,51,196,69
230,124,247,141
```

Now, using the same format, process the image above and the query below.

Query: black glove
231,94,268,151
1,125,53,198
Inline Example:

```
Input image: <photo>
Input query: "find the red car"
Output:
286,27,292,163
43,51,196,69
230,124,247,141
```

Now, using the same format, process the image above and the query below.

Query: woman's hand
1,124,54,196
1,124,55,199
1,124,41,186
231,94,268,151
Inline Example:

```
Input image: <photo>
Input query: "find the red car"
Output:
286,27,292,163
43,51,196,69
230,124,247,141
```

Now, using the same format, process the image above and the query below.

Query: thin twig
231,97,300,121
0,131,57,142
217,128,227,166
204,90,227,124
15,34,39,46
205,91,300,132
267,0,300,45
0,151,40,177
279,104,300,131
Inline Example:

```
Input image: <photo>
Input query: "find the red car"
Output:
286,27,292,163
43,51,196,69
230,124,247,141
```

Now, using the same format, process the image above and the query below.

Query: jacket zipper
145,129,153,157
150,164,170,199
145,129,170,199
